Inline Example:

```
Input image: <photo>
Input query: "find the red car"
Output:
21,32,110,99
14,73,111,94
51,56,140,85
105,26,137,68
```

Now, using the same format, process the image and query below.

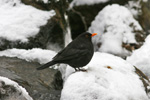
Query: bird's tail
36,61,56,70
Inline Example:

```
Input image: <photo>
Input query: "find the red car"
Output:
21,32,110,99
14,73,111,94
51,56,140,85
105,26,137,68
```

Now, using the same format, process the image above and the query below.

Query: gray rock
139,0,150,35
0,57,62,100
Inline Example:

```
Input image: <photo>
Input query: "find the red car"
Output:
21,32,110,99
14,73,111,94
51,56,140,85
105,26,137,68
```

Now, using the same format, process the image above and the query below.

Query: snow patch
61,52,149,100
0,0,55,42
0,48,56,64
143,0,148,2
127,35,150,78
36,0,50,4
70,0,109,7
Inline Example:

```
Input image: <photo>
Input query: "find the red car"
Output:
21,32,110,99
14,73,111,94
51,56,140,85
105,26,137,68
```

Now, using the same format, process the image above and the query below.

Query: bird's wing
52,41,78,60
53,47,89,62
52,48,65,60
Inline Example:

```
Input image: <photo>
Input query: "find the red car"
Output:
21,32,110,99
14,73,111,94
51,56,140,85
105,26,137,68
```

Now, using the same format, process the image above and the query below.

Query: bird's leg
77,67,81,71
79,67,87,72
75,68,87,72
74,68,78,71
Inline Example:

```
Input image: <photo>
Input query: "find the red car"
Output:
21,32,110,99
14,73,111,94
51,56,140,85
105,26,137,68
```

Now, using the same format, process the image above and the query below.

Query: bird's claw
75,68,87,72
79,69,87,72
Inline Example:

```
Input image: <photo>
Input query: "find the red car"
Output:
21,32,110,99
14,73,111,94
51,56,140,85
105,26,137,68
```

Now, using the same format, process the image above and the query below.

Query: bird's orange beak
91,33,97,37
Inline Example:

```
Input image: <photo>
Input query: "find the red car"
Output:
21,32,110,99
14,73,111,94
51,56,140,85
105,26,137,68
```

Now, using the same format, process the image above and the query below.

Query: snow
0,76,33,100
0,48,56,64
36,0,50,4
61,52,149,100
88,4,143,57
70,0,109,7
125,0,142,17
143,0,148,2
0,0,55,42
127,35,150,78
64,14,72,46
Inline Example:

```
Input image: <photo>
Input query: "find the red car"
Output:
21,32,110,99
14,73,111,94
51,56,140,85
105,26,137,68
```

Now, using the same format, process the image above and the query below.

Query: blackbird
37,32,97,71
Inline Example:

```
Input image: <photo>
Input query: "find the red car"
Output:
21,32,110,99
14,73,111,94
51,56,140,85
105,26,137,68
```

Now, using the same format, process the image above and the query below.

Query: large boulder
0,0,64,51
0,56,62,100
70,0,130,29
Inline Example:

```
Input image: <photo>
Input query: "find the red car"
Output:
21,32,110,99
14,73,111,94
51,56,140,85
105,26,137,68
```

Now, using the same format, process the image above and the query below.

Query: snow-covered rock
0,56,61,100
0,0,55,42
125,0,142,17
127,35,150,78
36,0,50,4
89,4,144,58
70,0,109,7
0,76,33,100
0,48,56,64
61,52,150,100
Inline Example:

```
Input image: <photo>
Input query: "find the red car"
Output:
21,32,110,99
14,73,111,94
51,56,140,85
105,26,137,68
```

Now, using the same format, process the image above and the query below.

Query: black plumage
37,32,97,71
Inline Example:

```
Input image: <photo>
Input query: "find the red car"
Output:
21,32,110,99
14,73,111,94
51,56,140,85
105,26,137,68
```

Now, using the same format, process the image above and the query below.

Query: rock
0,57,62,100
37,17,64,51
139,0,150,35
89,4,145,58
0,15,64,51
0,76,33,100
71,0,130,29
21,0,50,10
134,66,150,94
126,0,150,36
0,0,64,51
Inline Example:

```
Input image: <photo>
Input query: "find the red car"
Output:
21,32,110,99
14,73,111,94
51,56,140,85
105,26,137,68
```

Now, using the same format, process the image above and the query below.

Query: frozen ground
0,0,55,42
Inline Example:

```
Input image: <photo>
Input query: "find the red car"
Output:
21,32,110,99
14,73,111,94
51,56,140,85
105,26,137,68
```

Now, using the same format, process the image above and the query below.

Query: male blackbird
37,32,97,71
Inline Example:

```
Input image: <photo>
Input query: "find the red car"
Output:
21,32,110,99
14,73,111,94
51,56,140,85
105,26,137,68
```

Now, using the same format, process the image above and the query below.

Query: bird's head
91,33,97,37
76,32,97,42
82,32,97,38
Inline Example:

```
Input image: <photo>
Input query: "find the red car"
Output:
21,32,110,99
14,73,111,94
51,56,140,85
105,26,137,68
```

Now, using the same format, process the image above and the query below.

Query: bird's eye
85,35,89,38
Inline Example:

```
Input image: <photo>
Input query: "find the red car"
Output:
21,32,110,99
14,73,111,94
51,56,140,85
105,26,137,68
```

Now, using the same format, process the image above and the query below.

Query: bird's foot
79,69,87,72
75,68,87,72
